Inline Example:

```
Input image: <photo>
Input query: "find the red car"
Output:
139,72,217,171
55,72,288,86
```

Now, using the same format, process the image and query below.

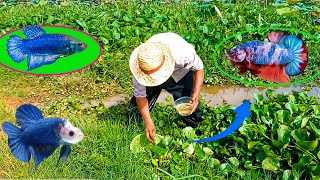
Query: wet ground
96,84,320,108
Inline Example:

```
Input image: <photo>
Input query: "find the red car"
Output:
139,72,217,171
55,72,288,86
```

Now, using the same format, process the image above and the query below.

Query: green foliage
128,89,320,179
0,0,319,94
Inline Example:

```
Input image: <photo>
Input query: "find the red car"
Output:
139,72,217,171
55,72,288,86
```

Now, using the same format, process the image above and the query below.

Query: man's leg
165,71,203,128
128,77,176,120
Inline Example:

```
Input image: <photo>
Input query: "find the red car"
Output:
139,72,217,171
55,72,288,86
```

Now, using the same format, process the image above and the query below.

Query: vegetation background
0,0,319,179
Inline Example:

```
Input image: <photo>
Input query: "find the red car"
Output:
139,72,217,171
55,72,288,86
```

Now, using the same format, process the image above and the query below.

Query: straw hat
129,42,175,87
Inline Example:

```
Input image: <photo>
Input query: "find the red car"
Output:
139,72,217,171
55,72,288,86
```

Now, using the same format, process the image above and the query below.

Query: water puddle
199,85,320,107
90,85,320,108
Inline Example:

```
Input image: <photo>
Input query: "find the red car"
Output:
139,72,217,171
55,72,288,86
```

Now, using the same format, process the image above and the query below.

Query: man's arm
135,97,156,142
190,69,204,112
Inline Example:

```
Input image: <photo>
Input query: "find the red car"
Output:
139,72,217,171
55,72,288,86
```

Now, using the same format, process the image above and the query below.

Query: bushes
1,0,319,92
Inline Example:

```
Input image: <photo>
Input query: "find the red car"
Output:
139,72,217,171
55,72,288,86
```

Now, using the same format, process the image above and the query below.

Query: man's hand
190,69,204,113
136,97,156,142
190,94,199,114
145,121,156,142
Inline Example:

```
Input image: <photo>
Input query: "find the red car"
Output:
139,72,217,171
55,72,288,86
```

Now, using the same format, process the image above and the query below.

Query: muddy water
97,85,320,108
199,85,320,107
102,85,320,107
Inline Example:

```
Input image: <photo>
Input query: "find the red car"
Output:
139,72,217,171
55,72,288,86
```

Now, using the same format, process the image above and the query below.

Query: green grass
0,0,319,98
0,97,279,179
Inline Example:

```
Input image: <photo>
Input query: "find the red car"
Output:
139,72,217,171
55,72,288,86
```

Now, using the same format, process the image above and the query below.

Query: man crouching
129,32,205,142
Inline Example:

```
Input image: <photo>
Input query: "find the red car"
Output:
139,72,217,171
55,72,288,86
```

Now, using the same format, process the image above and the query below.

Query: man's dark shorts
129,70,203,128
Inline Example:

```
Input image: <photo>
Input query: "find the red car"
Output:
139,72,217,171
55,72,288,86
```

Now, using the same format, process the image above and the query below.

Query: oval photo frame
0,24,102,76
212,27,320,86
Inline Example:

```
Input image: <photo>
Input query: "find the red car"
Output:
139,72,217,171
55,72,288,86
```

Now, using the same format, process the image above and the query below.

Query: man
129,32,204,142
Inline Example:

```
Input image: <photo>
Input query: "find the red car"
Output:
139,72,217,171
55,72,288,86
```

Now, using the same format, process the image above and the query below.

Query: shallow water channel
97,85,320,108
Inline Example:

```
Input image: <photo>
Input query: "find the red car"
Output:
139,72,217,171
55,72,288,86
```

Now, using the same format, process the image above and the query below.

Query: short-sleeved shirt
132,32,204,98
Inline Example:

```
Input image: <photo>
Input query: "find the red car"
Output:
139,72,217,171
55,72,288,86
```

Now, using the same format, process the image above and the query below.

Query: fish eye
69,131,74,136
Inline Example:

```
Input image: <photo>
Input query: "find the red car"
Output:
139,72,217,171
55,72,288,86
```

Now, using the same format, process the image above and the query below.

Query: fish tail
284,35,308,76
268,31,289,46
1,122,31,162
6,35,27,63
15,104,44,130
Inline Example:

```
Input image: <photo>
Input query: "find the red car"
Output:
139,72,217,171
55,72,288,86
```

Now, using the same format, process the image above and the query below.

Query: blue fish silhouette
6,25,87,71
1,104,84,168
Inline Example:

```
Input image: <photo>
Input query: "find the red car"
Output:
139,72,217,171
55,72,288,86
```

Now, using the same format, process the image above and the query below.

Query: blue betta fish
1,104,84,168
225,31,308,83
6,25,87,71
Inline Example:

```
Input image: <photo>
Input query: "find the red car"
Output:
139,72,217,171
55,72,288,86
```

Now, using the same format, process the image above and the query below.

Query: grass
0,0,319,95
0,98,279,179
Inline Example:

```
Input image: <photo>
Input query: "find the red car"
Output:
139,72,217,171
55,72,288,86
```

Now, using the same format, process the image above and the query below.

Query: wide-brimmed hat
129,42,175,87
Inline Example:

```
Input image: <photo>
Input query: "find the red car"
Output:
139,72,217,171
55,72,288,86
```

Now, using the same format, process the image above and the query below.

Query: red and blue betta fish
1,104,84,169
225,31,308,83
6,25,87,71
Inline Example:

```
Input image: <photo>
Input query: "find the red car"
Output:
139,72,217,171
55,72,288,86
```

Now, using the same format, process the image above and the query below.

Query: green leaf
203,24,213,34
235,34,242,42
150,146,167,154
272,140,289,151
208,158,221,168
219,105,236,112
288,95,296,103
262,157,280,172
248,141,260,149
213,5,223,19
261,116,273,125
277,125,291,142
172,152,182,163
183,143,194,155
136,17,146,24
195,145,205,159
219,163,232,173
256,152,267,162
285,103,298,115
228,157,240,167
282,170,293,180
296,139,319,150
318,151,320,160
182,127,197,139
151,159,158,167
266,89,275,98
39,0,47,6
309,121,320,138
301,117,309,128
312,105,320,115
244,161,253,169
161,136,172,146
292,156,312,170
123,15,132,22
276,7,297,16
263,145,278,158
203,147,214,155
253,93,263,103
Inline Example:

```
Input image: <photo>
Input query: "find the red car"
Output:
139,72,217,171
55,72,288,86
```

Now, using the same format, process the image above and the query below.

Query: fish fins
1,122,31,162
238,64,248,74
24,25,46,39
283,35,308,76
29,144,59,168
6,35,27,63
27,54,60,70
268,31,288,47
250,64,290,84
56,145,71,168
16,104,44,130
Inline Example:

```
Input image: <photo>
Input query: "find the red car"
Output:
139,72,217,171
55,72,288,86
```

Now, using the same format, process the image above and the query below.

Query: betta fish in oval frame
6,25,88,71
225,31,308,84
